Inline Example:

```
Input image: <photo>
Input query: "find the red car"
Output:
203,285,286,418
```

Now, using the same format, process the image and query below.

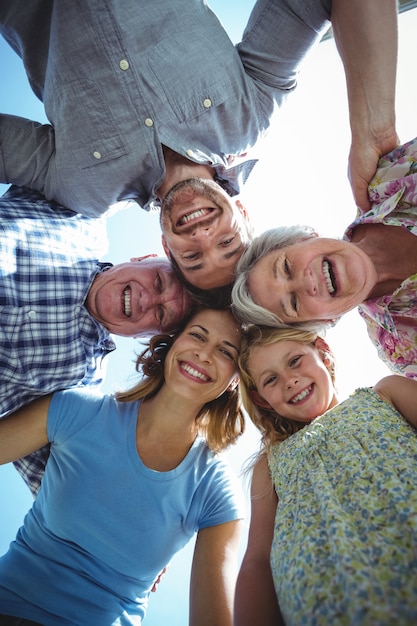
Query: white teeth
179,208,209,225
181,363,209,381
323,260,335,294
290,385,312,404
123,287,131,317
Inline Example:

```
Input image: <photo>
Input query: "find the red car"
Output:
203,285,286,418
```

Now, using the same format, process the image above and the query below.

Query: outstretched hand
348,131,400,213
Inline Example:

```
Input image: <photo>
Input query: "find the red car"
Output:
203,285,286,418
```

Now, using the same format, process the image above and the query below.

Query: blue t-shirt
0,389,244,625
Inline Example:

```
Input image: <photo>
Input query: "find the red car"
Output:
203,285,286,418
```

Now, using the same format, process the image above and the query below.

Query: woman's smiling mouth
180,362,211,382
323,260,337,295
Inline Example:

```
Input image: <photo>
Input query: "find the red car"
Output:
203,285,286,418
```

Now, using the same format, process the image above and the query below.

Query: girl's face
164,309,241,404
247,237,377,323
247,338,338,423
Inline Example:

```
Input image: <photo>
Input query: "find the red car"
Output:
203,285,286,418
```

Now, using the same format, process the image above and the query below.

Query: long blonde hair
238,325,336,452
117,313,245,453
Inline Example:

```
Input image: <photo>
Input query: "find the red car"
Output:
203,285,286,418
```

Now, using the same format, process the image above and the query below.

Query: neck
136,387,202,471
352,223,417,298
157,146,215,199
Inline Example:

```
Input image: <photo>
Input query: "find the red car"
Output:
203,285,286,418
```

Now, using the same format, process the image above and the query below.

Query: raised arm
331,0,399,212
0,395,51,464
189,519,242,626
0,113,55,194
373,375,417,429
234,456,283,626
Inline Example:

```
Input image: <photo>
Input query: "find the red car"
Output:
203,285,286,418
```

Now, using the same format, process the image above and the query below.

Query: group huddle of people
1,1,417,625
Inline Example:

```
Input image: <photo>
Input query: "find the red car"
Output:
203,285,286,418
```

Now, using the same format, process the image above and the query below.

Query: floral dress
269,387,417,626
344,137,417,378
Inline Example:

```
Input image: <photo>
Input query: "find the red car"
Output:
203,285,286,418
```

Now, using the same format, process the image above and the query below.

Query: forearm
189,521,242,626
331,0,398,150
331,0,399,210
0,113,55,192
234,559,283,626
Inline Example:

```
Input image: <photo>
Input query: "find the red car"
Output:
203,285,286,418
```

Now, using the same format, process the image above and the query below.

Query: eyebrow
181,246,243,272
191,324,240,354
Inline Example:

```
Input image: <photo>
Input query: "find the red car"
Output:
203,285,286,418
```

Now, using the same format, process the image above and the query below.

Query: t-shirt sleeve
197,459,246,530
47,388,108,444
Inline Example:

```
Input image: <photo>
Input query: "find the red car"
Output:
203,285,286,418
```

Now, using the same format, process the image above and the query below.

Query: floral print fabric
344,137,417,378
269,387,417,625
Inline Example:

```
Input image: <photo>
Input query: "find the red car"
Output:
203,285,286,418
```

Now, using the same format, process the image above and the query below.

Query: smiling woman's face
247,237,377,323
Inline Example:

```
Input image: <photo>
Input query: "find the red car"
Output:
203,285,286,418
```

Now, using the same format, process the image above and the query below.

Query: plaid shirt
0,186,116,495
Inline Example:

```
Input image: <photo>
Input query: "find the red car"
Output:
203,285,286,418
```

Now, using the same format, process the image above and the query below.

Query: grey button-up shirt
0,0,330,215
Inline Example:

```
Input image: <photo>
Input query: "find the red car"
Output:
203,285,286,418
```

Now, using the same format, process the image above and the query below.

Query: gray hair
231,224,329,332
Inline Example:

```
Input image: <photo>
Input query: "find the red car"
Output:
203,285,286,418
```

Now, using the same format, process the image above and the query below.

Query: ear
249,389,273,409
161,235,171,259
235,199,248,220
130,254,158,262
314,337,333,364
227,376,240,392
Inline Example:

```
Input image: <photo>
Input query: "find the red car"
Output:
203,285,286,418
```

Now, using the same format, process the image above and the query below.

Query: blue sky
1,3,417,625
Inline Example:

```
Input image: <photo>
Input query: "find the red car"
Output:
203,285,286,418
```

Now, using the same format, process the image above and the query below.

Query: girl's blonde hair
117,312,245,453
238,325,336,452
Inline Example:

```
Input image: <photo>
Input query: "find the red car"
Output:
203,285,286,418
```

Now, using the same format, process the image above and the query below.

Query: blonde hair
238,325,336,452
117,314,245,453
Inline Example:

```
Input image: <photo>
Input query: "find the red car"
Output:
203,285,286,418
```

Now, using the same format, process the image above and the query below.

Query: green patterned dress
269,387,417,625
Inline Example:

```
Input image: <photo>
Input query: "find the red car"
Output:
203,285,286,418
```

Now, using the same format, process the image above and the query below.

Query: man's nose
191,225,214,244
139,290,155,311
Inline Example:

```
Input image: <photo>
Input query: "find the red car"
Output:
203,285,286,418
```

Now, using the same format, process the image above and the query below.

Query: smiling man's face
160,178,252,290
85,257,191,336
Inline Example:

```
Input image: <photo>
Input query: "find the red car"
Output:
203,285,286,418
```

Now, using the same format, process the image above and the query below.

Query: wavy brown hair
117,310,245,453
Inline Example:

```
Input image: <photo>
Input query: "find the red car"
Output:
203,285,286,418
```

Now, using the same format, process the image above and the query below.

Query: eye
221,237,235,247
284,258,291,277
289,355,302,367
183,252,200,261
155,272,163,293
157,305,165,326
218,347,235,361
263,375,277,387
189,331,205,341
290,294,298,313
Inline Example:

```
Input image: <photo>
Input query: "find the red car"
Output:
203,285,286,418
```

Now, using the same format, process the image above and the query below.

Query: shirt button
28,310,37,320
186,149,194,158
93,151,102,159
144,118,154,127
203,98,212,108
119,59,130,71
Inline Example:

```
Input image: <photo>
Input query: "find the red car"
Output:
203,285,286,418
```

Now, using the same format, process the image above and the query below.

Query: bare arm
234,456,283,626
373,375,417,429
331,0,399,212
0,395,51,464
189,519,242,626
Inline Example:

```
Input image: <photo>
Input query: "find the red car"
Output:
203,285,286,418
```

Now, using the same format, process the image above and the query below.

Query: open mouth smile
290,384,313,404
180,362,211,382
323,260,337,295
176,207,217,229
123,286,131,317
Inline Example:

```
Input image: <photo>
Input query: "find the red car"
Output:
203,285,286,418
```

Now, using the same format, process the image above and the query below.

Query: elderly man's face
85,257,191,336
160,178,251,289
